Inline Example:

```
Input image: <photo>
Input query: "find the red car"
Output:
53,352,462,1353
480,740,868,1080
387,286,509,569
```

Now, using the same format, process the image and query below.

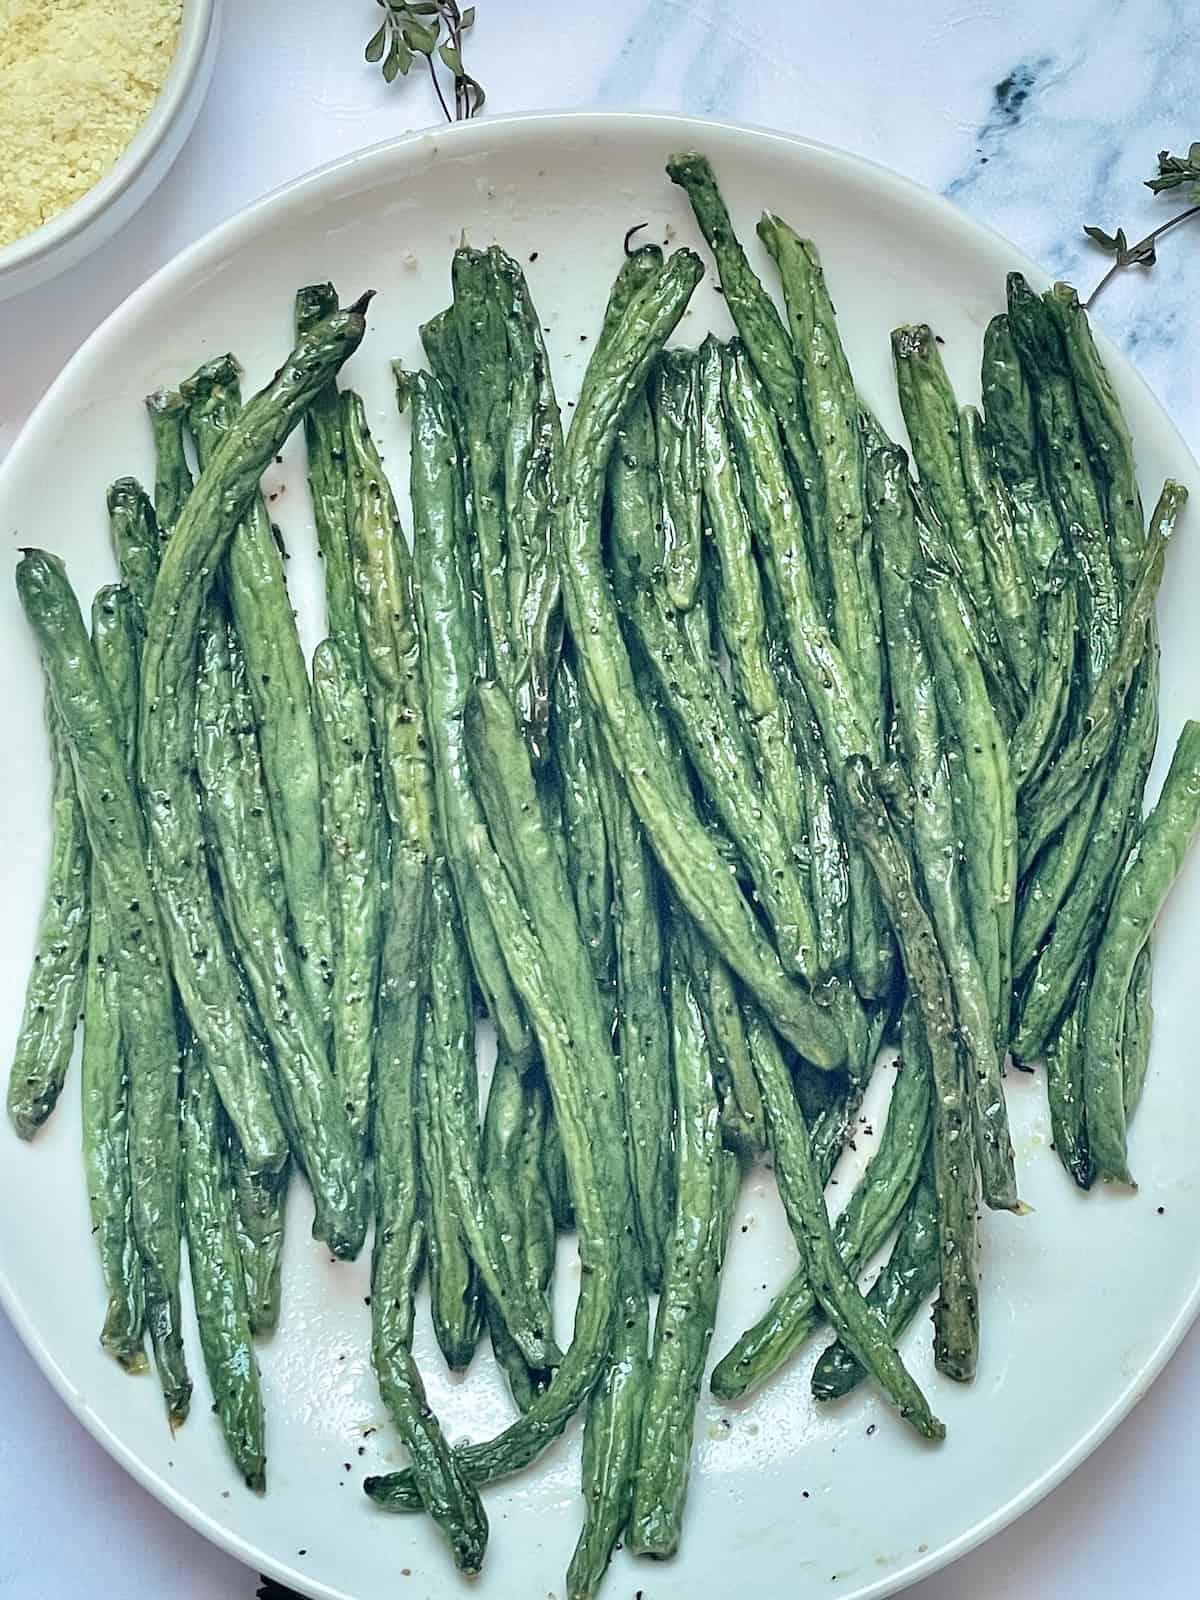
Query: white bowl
0,0,221,302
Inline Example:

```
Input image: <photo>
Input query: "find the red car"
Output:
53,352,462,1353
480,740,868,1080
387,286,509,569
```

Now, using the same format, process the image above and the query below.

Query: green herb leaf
401,18,439,55
366,0,485,121
1083,224,1119,253
1146,145,1200,197
383,35,414,81
1083,139,1200,306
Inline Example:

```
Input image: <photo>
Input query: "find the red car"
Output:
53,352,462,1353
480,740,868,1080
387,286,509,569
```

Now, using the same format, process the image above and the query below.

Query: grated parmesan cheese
0,0,182,249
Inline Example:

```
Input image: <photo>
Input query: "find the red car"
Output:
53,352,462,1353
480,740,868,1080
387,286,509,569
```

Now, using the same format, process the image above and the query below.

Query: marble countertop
3,1,1199,1595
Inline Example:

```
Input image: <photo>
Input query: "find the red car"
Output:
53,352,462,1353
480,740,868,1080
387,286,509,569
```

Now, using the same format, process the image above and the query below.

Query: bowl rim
0,0,216,277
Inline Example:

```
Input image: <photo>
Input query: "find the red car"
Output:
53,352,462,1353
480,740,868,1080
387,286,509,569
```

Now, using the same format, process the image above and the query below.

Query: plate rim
2,107,1197,1600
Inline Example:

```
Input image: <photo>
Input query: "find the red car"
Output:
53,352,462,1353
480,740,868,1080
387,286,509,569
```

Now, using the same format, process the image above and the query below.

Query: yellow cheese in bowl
0,0,182,249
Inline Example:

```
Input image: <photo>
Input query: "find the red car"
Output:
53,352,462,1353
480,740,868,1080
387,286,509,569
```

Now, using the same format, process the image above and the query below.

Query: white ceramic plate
1,112,1198,1600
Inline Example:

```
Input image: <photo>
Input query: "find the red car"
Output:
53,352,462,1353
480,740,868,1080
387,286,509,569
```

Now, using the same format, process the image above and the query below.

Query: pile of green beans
8,152,1198,1594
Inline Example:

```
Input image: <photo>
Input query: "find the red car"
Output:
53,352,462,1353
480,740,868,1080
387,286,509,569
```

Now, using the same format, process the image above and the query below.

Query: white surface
0,0,221,302
1,7,1199,1600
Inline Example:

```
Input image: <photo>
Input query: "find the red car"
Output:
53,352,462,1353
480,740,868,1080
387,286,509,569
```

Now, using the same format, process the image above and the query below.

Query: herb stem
1086,202,1200,308
426,49,453,124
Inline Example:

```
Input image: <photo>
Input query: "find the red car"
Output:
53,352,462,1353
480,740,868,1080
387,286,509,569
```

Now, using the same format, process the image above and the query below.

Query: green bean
106,478,162,621
721,343,873,765
371,852,428,1362
399,370,532,1066
666,151,831,611
1005,274,1119,687
1085,720,1200,1183
609,385,819,981
566,1245,649,1599
911,500,1019,737
1013,765,1109,985
1045,281,1143,599
493,249,565,757
628,929,737,1556
518,1073,558,1297
787,663,853,978
743,1000,943,1434
230,1152,287,1336
710,1009,929,1402
541,1087,574,1231
1005,275,1105,532
892,324,991,623
138,299,366,1175
7,691,90,1139
698,337,816,964
144,386,193,538
959,406,1037,699
918,567,1017,1067
295,284,363,672
758,216,884,728
195,614,364,1257
696,950,766,1155
92,586,141,756
442,248,516,683
184,356,332,1028
871,448,1015,1208
1043,981,1093,1189
311,638,382,1150
603,240,666,325
651,346,705,611
555,251,843,1065
408,364,564,1371
421,865,560,1371
181,1042,265,1490
81,869,147,1372
1022,480,1185,864
17,551,190,1422
1073,522,1123,690
552,652,616,989
364,682,630,1508
844,755,979,1382
1009,479,1064,595
343,384,438,847
980,313,1037,487
696,337,775,724
482,1048,555,1410
81,585,145,1372
592,712,674,1289
415,887,483,1372
424,249,564,759
1013,652,1158,1059
371,1306,490,1573
1122,941,1154,1122
568,777,653,1591
369,851,489,1572
812,1164,940,1402
1009,561,1077,795
721,339,895,1001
